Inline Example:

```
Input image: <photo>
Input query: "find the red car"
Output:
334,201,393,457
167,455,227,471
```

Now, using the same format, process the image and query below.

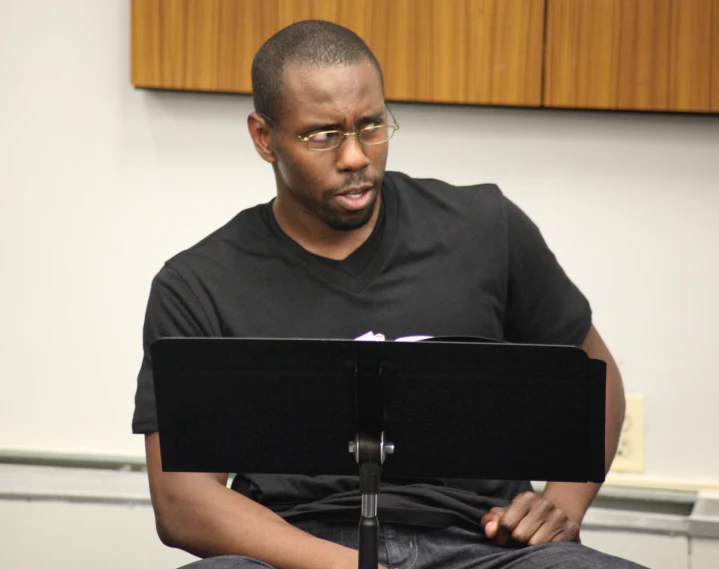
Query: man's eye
310,131,340,142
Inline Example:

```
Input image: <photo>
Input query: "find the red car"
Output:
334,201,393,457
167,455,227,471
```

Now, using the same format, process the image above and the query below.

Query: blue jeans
178,520,648,569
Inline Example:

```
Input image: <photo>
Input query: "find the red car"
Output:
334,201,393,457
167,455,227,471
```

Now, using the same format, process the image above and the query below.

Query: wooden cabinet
544,0,719,113
132,0,719,113
376,0,546,106
131,0,546,107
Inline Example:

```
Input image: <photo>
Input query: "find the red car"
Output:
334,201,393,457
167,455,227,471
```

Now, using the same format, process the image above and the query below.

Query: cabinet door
544,0,719,113
131,0,546,107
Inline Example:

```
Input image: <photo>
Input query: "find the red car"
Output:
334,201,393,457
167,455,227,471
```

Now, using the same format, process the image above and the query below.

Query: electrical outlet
611,393,645,473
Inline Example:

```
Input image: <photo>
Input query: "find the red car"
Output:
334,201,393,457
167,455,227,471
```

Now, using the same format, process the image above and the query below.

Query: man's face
270,60,389,232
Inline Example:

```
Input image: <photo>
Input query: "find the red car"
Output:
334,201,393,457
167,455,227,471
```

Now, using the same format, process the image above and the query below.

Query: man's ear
247,112,277,164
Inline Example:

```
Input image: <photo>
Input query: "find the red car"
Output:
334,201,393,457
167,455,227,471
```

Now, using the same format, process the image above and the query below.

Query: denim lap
176,521,648,569
178,555,276,569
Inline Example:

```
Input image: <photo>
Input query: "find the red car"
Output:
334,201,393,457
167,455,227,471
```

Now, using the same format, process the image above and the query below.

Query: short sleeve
132,265,214,433
503,198,592,347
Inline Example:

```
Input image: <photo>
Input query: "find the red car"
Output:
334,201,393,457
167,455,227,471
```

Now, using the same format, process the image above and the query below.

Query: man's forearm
543,326,626,524
582,325,626,472
146,433,358,569
158,472,359,569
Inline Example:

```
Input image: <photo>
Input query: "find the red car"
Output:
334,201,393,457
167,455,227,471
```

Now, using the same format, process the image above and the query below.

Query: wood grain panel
131,0,546,107
544,0,718,113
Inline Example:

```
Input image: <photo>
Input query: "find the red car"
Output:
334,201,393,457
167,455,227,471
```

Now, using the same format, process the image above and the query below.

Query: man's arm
541,325,625,523
481,324,626,545
145,432,360,569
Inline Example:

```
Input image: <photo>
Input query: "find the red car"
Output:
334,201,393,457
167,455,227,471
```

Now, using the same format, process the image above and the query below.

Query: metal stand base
351,435,394,569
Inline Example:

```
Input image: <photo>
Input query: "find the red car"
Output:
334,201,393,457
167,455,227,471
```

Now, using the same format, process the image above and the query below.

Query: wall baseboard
2,459,719,538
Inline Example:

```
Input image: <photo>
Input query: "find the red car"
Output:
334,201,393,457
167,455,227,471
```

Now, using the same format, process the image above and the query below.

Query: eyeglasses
260,107,400,152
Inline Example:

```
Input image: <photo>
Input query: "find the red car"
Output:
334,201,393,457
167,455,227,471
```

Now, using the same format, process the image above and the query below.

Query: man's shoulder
385,171,508,217
163,202,272,277
386,170,504,202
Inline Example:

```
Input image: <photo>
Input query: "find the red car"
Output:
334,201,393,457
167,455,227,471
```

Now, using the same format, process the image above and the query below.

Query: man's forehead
280,61,384,121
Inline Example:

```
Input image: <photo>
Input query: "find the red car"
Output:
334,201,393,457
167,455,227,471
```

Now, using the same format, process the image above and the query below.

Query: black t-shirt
133,171,592,529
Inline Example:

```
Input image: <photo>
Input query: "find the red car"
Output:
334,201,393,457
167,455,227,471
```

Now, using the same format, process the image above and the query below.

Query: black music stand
152,337,606,569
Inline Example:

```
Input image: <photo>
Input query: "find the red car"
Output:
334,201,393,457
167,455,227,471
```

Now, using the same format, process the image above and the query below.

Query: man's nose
336,134,371,171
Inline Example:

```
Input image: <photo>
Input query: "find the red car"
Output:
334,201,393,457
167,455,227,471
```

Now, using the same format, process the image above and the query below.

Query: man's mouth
333,185,375,211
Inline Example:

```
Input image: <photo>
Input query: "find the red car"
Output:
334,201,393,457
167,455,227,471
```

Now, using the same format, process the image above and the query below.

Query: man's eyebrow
365,110,387,122
300,111,387,133
301,120,345,133
360,111,388,125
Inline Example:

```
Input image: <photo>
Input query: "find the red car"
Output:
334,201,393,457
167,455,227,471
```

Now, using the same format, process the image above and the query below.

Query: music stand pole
352,363,395,569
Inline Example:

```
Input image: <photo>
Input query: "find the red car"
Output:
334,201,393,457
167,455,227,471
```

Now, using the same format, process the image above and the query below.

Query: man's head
248,21,393,237
251,20,384,123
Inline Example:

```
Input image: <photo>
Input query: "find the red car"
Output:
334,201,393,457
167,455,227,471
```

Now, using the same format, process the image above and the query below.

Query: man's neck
272,196,381,261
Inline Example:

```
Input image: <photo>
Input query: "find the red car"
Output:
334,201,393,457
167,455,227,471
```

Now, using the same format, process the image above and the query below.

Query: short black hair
251,20,384,120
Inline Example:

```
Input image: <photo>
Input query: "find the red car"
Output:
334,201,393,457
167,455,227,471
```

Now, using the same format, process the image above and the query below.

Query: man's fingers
494,492,536,546
510,498,554,544
550,517,581,543
525,510,566,546
480,507,503,538
527,510,580,546
481,493,582,548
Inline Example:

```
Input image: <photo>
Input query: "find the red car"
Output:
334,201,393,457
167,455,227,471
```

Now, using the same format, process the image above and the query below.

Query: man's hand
480,492,581,547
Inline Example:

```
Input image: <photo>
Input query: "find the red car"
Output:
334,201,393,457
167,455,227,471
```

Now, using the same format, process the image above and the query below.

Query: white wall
1,0,718,484
0,497,697,569
0,499,197,569
6,463,719,569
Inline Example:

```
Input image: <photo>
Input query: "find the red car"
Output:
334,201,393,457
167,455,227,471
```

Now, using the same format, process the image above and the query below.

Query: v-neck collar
263,175,399,294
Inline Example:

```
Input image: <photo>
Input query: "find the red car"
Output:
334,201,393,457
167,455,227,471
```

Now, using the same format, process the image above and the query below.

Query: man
133,20,645,569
